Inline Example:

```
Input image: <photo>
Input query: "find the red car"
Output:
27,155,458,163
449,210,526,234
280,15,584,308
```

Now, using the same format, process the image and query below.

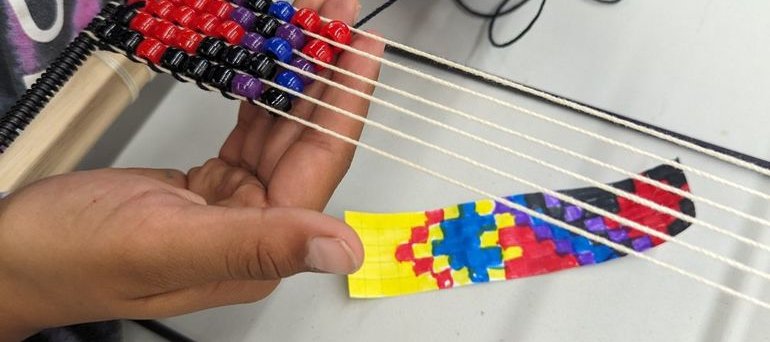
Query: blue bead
275,70,305,95
263,37,293,62
268,1,296,22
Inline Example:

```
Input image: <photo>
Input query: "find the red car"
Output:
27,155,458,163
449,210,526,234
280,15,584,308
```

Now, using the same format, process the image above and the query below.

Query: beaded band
96,0,354,114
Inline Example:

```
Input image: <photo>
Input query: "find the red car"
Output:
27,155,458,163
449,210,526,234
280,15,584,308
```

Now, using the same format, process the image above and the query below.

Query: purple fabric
0,0,106,116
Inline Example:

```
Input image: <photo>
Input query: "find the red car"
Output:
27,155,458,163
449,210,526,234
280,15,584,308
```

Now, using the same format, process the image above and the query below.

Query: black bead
160,48,188,73
197,37,226,60
120,31,144,54
184,55,212,81
111,6,137,26
222,45,250,70
207,65,236,91
261,88,292,113
96,21,120,41
245,0,270,13
253,14,280,37
246,53,277,79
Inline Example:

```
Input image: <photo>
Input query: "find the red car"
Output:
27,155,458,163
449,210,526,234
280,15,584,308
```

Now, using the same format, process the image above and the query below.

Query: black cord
454,0,528,18
453,0,622,48
131,320,197,342
354,0,399,28
489,0,545,48
383,44,770,171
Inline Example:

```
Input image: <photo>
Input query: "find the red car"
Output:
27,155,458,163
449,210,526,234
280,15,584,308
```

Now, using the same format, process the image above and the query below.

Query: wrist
0,281,41,341
0,193,41,341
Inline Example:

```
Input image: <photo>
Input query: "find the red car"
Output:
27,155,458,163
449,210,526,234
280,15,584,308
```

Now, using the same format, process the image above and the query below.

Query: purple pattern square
543,194,561,208
608,229,628,243
632,236,653,252
555,240,573,255
563,205,583,222
577,252,596,265
532,225,553,240
494,201,511,214
513,210,532,226
584,217,606,234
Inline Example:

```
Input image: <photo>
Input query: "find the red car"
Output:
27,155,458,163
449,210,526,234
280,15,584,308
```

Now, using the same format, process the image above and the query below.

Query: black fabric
0,0,109,117
24,321,121,342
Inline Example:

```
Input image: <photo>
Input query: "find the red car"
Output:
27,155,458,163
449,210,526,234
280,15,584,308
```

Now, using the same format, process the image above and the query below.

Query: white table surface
106,0,770,340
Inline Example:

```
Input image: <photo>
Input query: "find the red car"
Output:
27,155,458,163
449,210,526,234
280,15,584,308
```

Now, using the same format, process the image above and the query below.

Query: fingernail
307,237,358,274
355,3,362,20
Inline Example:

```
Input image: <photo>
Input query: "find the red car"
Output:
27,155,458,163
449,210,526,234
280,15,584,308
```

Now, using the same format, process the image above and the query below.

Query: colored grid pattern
347,164,695,298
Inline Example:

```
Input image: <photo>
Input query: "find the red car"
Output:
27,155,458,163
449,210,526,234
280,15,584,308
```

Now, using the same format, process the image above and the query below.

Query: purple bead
584,217,606,234
289,56,315,84
577,252,596,265
231,73,263,100
275,23,305,49
231,7,258,29
555,240,573,255
231,0,247,5
607,229,628,243
532,225,553,240
543,194,561,208
240,32,266,53
563,205,583,222
632,236,653,252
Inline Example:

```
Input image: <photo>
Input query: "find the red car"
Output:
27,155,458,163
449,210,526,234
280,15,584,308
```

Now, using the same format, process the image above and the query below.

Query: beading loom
2,0,770,318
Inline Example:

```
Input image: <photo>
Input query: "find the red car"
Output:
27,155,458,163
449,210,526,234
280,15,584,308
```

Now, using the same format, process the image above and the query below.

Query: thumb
161,205,364,285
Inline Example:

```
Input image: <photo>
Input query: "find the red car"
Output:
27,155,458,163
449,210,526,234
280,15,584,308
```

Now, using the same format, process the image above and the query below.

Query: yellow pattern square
488,268,506,281
480,230,499,247
475,199,495,215
433,255,450,273
444,205,460,220
428,224,444,241
495,213,515,228
412,243,432,258
452,268,471,286
503,246,523,260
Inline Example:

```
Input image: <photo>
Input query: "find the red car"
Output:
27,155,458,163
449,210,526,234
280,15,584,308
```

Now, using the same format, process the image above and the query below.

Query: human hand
0,168,360,340
0,0,383,338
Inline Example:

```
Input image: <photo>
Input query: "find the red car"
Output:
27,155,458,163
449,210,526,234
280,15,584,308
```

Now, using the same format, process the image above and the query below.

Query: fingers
124,280,280,318
220,0,329,171
265,32,385,210
255,0,363,183
142,204,364,287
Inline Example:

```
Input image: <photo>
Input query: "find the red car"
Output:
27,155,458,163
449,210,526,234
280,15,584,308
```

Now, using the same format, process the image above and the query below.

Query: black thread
454,0,622,48
354,0,399,29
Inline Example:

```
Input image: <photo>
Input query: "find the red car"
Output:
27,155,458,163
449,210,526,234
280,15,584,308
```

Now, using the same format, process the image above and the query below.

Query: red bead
145,0,174,19
216,20,246,45
194,13,221,37
320,20,351,53
169,5,196,27
291,8,322,33
301,39,333,71
167,0,183,3
152,20,179,45
129,12,157,37
176,28,204,53
184,0,210,11
205,0,234,20
136,38,167,65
